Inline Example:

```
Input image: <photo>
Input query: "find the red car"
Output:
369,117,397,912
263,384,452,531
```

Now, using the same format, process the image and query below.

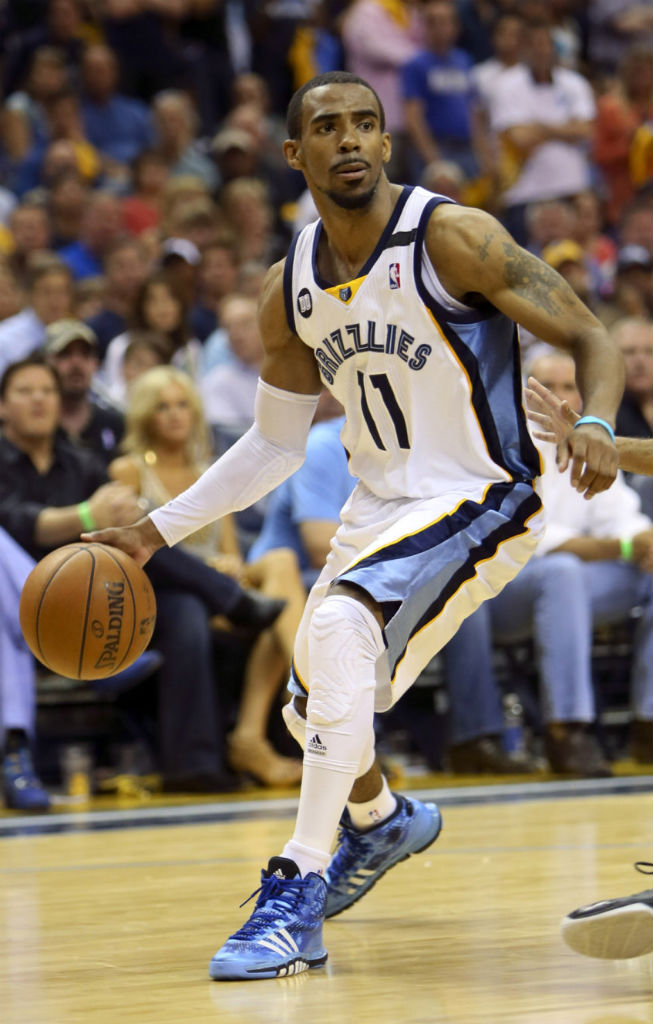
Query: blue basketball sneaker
3,749,51,811
325,793,442,918
209,857,328,981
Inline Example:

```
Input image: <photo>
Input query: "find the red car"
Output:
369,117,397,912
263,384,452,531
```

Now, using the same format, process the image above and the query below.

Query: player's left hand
561,424,619,499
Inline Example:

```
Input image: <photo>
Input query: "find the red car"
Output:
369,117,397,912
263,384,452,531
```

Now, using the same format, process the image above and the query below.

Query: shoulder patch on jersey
297,288,313,318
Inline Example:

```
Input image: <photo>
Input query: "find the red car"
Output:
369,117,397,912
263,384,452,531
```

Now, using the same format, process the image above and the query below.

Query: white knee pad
306,594,385,727
281,699,306,751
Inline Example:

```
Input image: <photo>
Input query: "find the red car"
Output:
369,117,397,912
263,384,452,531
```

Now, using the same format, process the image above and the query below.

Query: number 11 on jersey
357,371,410,451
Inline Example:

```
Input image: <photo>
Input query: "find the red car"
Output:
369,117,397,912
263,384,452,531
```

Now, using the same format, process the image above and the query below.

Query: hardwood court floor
0,791,651,1024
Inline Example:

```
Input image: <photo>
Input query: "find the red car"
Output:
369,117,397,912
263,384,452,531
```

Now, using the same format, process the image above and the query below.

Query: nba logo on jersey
389,262,401,289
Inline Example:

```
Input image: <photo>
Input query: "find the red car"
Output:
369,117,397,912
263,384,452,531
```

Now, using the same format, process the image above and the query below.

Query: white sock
281,838,330,878
347,775,396,831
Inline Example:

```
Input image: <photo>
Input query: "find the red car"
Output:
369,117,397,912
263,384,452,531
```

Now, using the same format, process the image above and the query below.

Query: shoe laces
635,861,653,876
231,874,309,940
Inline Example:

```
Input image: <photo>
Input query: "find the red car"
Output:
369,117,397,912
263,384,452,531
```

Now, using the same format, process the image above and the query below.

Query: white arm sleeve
150,379,320,547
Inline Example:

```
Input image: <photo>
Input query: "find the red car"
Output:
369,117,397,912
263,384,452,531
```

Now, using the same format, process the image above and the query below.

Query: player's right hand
82,516,166,566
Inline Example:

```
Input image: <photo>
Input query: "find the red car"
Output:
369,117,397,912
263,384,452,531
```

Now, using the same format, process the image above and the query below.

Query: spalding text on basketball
94,581,125,669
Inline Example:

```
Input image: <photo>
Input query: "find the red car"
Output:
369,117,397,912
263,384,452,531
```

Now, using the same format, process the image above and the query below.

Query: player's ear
284,139,303,171
382,132,391,166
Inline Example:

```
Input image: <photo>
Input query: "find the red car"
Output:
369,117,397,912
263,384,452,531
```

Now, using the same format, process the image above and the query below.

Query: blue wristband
572,416,616,443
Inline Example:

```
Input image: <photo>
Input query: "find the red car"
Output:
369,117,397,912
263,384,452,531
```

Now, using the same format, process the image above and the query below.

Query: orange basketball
19,543,157,680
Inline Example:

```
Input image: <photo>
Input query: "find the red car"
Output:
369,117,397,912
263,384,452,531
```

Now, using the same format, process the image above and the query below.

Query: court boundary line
0,775,650,838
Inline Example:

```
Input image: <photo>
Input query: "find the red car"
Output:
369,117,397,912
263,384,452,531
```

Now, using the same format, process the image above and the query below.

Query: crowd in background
0,0,651,809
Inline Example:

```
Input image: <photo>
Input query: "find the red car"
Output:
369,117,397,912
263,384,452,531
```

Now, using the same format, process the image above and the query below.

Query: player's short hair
286,71,386,140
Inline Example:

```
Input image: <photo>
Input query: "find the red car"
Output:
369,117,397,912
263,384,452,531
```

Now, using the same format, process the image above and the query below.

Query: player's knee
306,595,384,727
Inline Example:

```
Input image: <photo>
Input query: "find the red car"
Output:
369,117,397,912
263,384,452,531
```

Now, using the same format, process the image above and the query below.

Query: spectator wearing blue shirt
80,46,153,168
401,0,486,180
59,190,125,281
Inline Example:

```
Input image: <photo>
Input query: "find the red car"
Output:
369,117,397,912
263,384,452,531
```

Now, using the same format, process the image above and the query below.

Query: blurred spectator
42,317,124,465
608,246,653,323
178,0,235,133
340,0,421,180
587,0,653,76
109,366,305,787
80,45,153,169
420,159,465,203
0,525,51,811
201,294,262,433
473,12,525,113
159,174,212,241
614,316,653,516
224,100,305,204
58,190,125,280
572,191,617,297
7,201,53,284
47,168,89,249
151,90,219,192
84,237,150,358
617,198,653,250
487,349,653,774
0,266,24,323
101,0,195,102
594,46,653,224
524,198,577,257
2,0,93,100
0,259,73,377
164,198,222,255
2,46,68,163
615,317,653,438
489,20,595,245
121,149,169,237
197,236,240,325
540,239,595,308
101,272,201,407
0,354,276,792
402,0,487,180
74,276,105,321
121,331,170,394
46,86,102,184
160,235,217,343
219,177,286,264
245,0,316,116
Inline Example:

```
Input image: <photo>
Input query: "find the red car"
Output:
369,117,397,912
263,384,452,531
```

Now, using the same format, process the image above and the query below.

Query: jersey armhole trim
283,232,301,336
414,198,498,325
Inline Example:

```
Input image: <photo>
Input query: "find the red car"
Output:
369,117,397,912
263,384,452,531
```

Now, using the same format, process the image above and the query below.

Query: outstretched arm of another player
84,262,323,563
428,206,623,499
526,376,653,478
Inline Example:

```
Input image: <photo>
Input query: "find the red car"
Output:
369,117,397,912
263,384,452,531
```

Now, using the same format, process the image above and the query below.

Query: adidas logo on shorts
309,733,327,755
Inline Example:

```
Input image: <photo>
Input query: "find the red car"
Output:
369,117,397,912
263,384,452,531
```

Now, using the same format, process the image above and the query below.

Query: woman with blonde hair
109,366,305,787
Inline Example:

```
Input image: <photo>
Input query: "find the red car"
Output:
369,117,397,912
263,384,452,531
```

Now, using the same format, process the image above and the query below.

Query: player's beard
320,168,381,210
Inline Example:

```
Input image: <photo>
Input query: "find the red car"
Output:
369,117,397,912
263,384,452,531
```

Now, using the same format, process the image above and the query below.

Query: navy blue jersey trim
311,185,414,290
437,317,515,477
290,659,309,696
414,198,496,325
347,481,528,572
389,486,542,679
283,232,301,336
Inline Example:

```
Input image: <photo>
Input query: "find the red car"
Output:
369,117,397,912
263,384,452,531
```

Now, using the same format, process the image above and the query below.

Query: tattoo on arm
478,233,492,261
501,242,573,316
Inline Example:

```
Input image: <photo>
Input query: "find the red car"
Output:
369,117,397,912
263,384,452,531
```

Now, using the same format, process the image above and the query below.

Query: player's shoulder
426,202,501,252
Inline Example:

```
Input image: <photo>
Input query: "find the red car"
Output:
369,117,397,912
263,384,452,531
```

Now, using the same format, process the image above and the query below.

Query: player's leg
209,583,386,981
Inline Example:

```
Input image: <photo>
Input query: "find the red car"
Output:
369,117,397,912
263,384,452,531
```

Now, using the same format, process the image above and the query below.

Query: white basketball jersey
284,185,540,501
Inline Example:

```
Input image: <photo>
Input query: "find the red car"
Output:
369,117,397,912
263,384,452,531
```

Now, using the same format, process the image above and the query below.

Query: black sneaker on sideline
562,862,653,959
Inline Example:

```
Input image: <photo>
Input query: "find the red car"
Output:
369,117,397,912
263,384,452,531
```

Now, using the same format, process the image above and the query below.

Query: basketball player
86,72,624,981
